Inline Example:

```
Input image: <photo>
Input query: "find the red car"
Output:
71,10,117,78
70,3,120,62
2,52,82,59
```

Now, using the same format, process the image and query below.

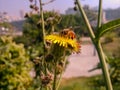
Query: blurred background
0,0,120,90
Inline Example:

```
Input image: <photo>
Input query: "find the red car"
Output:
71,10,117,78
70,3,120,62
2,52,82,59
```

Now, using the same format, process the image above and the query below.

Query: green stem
97,0,102,28
96,41,113,90
56,72,62,90
96,0,113,90
75,0,113,90
53,61,57,90
39,0,46,46
39,1,48,90
75,0,95,40
51,25,55,34
56,51,66,90
40,83,42,90
39,0,47,75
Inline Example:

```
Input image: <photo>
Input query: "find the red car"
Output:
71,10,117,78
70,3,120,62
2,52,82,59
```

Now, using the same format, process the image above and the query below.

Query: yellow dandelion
45,34,80,53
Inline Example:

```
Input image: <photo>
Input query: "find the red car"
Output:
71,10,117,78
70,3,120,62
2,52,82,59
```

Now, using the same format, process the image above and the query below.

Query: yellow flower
45,34,80,53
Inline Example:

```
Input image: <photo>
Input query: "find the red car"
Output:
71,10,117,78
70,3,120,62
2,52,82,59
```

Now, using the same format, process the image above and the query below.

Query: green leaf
97,19,120,38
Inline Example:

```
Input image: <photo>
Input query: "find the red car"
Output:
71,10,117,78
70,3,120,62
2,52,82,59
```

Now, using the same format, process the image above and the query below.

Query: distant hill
10,7,120,32
10,20,25,31
105,7,120,20
65,6,120,21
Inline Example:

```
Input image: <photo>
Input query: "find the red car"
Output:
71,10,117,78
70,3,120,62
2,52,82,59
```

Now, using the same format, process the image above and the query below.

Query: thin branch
97,0,102,28
75,0,95,40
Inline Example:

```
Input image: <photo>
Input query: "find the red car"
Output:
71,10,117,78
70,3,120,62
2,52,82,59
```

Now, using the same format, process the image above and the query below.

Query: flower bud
73,7,77,11
30,4,35,9
45,54,54,62
41,74,53,86
34,6,39,11
24,13,30,18
29,0,33,2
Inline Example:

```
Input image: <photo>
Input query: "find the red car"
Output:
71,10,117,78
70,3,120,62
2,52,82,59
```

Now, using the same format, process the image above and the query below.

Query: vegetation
59,76,120,90
75,0,120,90
102,32,120,84
0,36,32,90
14,1,80,90
0,0,120,90
0,22,13,29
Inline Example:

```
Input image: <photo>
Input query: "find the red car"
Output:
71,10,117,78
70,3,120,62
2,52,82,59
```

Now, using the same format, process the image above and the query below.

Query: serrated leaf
97,19,120,38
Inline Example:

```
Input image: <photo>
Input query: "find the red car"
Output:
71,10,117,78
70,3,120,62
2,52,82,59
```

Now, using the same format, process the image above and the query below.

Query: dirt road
63,43,102,78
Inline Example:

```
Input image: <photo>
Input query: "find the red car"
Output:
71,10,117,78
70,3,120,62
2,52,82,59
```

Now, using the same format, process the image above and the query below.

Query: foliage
15,11,61,60
109,57,120,83
102,32,117,44
0,22,14,34
83,5,98,22
96,19,120,39
13,0,120,90
58,14,88,36
58,76,120,90
23,14,43,45
89,75,120,90
14,11,61,46
58,9,97,37
104,37,120,83
15,9,77,89
0,36,33,90
0,22,13,29
89,33,120,87
15,8,98,46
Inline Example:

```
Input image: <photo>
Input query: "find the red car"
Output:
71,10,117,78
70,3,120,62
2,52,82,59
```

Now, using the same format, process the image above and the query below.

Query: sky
0,0,120,17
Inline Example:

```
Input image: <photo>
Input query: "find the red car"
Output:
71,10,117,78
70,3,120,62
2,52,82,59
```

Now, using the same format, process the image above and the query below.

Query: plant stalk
53,61,57,90
39,0,47,75
75,0,113,90
75,0,95,40
97,0,102,28
39,0,46,46
96,0,113,90
96,41,113,90
39,1,48,90
56,51,66,90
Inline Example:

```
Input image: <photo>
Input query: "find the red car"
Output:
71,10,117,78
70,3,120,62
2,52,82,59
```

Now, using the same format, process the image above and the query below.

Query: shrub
0,36,33,90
